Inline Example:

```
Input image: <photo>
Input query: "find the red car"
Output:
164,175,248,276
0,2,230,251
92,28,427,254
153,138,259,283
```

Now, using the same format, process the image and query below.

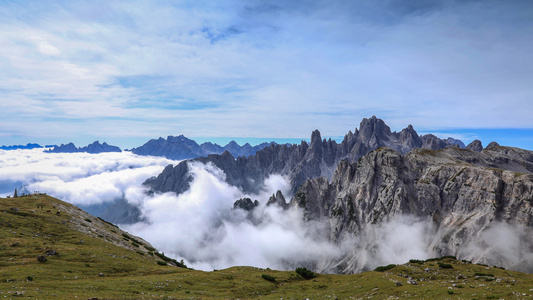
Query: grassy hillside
1,195,533,299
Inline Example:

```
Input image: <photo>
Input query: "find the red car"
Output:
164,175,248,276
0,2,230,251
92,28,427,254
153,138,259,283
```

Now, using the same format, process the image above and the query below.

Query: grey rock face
486,141,501,149
233,198,260,211
130,135,275,160
466,140,483,152
266,190,288,209
291,146,533,273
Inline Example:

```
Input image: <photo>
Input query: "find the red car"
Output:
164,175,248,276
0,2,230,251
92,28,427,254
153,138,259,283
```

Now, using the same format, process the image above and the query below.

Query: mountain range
46,141,122,154
142,116,533,273
130,135,276,160
144,116,469,196
0,143,56,150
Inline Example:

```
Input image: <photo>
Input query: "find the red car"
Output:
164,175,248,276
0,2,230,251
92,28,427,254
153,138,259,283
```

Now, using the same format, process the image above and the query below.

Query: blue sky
1,0,532,150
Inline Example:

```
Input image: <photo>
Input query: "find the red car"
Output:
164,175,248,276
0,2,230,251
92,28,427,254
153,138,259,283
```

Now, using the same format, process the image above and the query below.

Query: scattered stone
98,273,105,277
9,207,19,212
37,255,47,262
395,281,403,286
45,250,58,256
407,280,418,285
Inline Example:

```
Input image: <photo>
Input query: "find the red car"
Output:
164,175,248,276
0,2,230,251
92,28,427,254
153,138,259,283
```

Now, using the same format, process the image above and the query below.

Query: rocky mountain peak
359,116,392,142
487,141,500,149
466,139,483,152
266,190,288,209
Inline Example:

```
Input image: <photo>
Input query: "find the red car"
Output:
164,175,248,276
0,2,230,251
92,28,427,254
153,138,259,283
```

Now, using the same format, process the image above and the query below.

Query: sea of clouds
2,148,531,273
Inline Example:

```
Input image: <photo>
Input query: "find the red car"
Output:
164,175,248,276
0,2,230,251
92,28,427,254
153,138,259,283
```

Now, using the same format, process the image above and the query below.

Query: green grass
1,195,533,299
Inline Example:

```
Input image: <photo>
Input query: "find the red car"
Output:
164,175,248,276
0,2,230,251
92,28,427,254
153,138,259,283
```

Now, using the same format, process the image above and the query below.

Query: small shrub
438,262,453,269
448,290,454,295
296,267,316,279
131,242,140,247
409,259,425,264
474,272,494,277
155,252,171,262
261,274,276,282
122,233,131,239
145,245,156,252
425,257,441,262
84,218,92,223
147,252,154,256
26,275,34,282
374,264,397,272
157,261,167,266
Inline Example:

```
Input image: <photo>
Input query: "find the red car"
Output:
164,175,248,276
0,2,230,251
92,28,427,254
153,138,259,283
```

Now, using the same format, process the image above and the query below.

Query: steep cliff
290,146,533,273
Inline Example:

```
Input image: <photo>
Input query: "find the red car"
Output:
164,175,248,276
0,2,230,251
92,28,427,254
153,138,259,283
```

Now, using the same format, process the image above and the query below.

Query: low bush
296,267,316,279
437,262,453,269
157,261,167,266
409,259,425,264
374,264,397,272
261,274,276,282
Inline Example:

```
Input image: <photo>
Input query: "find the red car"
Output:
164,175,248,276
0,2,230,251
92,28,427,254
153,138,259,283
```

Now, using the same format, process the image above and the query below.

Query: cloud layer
0,148,177,205
1,1,533,148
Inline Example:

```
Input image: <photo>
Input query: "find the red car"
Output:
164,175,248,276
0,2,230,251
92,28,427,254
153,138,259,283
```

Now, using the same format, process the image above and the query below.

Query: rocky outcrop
487,141,501,149
130,135,275,160
144,116,466,196
290,146,533,273
46,141,121,154
266,190,288,209
233,198,260,211
466,139,483,152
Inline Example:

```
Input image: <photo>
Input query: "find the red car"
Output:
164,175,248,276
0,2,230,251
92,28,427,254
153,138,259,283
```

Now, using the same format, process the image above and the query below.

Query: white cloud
0,148,178,205
0,1,532,146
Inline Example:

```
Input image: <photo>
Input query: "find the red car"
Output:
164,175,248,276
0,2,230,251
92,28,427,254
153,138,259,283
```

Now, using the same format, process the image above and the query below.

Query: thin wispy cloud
0,1,532,148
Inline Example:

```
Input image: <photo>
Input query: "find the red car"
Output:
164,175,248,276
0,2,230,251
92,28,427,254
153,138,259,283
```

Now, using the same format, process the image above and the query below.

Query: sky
1,0,533,150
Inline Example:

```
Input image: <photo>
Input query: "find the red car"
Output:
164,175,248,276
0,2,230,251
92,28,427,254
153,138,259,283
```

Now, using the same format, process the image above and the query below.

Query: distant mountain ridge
0,143,56,150
46,141,122,154
130,135,276,160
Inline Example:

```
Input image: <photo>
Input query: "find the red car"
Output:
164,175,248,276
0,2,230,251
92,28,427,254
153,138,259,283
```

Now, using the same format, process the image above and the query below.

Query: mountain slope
1,196,532,299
